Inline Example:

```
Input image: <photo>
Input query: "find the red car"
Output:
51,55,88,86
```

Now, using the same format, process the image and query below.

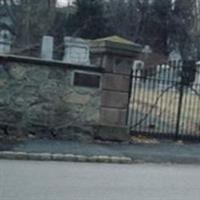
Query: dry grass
130,86,200,136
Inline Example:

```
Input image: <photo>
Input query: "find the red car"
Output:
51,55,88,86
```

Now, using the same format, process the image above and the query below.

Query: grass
130,84,200,136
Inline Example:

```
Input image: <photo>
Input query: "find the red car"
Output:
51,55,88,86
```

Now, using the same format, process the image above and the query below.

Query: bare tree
1,0,57,51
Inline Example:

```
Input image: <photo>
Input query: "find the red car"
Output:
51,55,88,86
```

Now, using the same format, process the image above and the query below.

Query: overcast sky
57,0,73,6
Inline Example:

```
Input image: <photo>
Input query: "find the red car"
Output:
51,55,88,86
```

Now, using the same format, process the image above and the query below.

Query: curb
0,151,132,164
128,154,200,165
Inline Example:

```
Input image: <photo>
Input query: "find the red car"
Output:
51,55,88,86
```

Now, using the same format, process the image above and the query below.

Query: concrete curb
128,154,200,165
0,151,132,164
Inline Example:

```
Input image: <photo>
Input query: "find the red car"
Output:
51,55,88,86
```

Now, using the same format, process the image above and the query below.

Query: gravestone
168,50,182,67
193,62,200,90
0,30,11,54
194,70,200,85
155,64,180,90
142,45,152,59
63,37,90,65
41,36,54,60
132,60,144,76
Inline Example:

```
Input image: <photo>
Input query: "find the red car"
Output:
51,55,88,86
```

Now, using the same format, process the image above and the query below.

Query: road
0,160,200,200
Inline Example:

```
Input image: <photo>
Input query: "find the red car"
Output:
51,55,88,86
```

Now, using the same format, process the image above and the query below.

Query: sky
57,0,73,6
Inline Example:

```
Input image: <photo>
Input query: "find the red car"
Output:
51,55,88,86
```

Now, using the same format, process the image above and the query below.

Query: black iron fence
129,61,200,140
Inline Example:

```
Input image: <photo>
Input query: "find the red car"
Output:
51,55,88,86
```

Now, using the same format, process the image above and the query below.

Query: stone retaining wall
0,58,101,141
0,36,143,143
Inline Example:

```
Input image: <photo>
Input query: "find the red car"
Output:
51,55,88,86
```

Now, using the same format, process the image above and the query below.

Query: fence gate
129,61,200,140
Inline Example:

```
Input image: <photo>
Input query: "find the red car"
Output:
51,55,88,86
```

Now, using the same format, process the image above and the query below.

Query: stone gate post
90,36,142,141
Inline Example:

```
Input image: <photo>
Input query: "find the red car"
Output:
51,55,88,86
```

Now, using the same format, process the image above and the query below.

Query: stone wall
0,36,142,143
0,58,101,141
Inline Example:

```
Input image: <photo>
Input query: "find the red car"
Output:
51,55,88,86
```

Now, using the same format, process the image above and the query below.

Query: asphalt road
0,160,200,200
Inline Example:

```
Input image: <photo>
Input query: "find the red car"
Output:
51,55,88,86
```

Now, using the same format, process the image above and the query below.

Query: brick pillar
90,37,142,141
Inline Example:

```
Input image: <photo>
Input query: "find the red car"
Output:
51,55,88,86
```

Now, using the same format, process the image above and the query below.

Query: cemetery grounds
130,79,200,138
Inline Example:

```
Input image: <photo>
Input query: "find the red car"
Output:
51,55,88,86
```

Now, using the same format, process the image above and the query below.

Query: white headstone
193,63,200,86
194,72,200,85
142,45,152,54
41,36,54,60
132,60,144,77
63,37,90,65
133,60,144,71
0,30,11,54
168,50,182,67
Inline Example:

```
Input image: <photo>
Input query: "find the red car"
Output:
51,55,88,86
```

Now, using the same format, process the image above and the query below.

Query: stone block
101,91,129,109
41,36,54,60
0,151,17,159
74,155,88,162
9,65,26,80
63,37,90,65
52,154,65,161
90,54,103,66
0,80,7,88
94,125,130,142
114,57,132,75
62,154,76,162
95,156,110,163
12,152,28,160
87,156,99,162
102,74,130,92
26,153,51,161
102,55,114,72
110,156,132,164
0,30,11,54
100,107,127,126
63,93,91,105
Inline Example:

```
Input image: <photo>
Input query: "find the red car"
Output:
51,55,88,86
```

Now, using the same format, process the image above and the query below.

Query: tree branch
3,0,17,25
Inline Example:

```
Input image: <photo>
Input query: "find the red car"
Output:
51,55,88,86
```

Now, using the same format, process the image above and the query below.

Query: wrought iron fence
129,61,200,140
